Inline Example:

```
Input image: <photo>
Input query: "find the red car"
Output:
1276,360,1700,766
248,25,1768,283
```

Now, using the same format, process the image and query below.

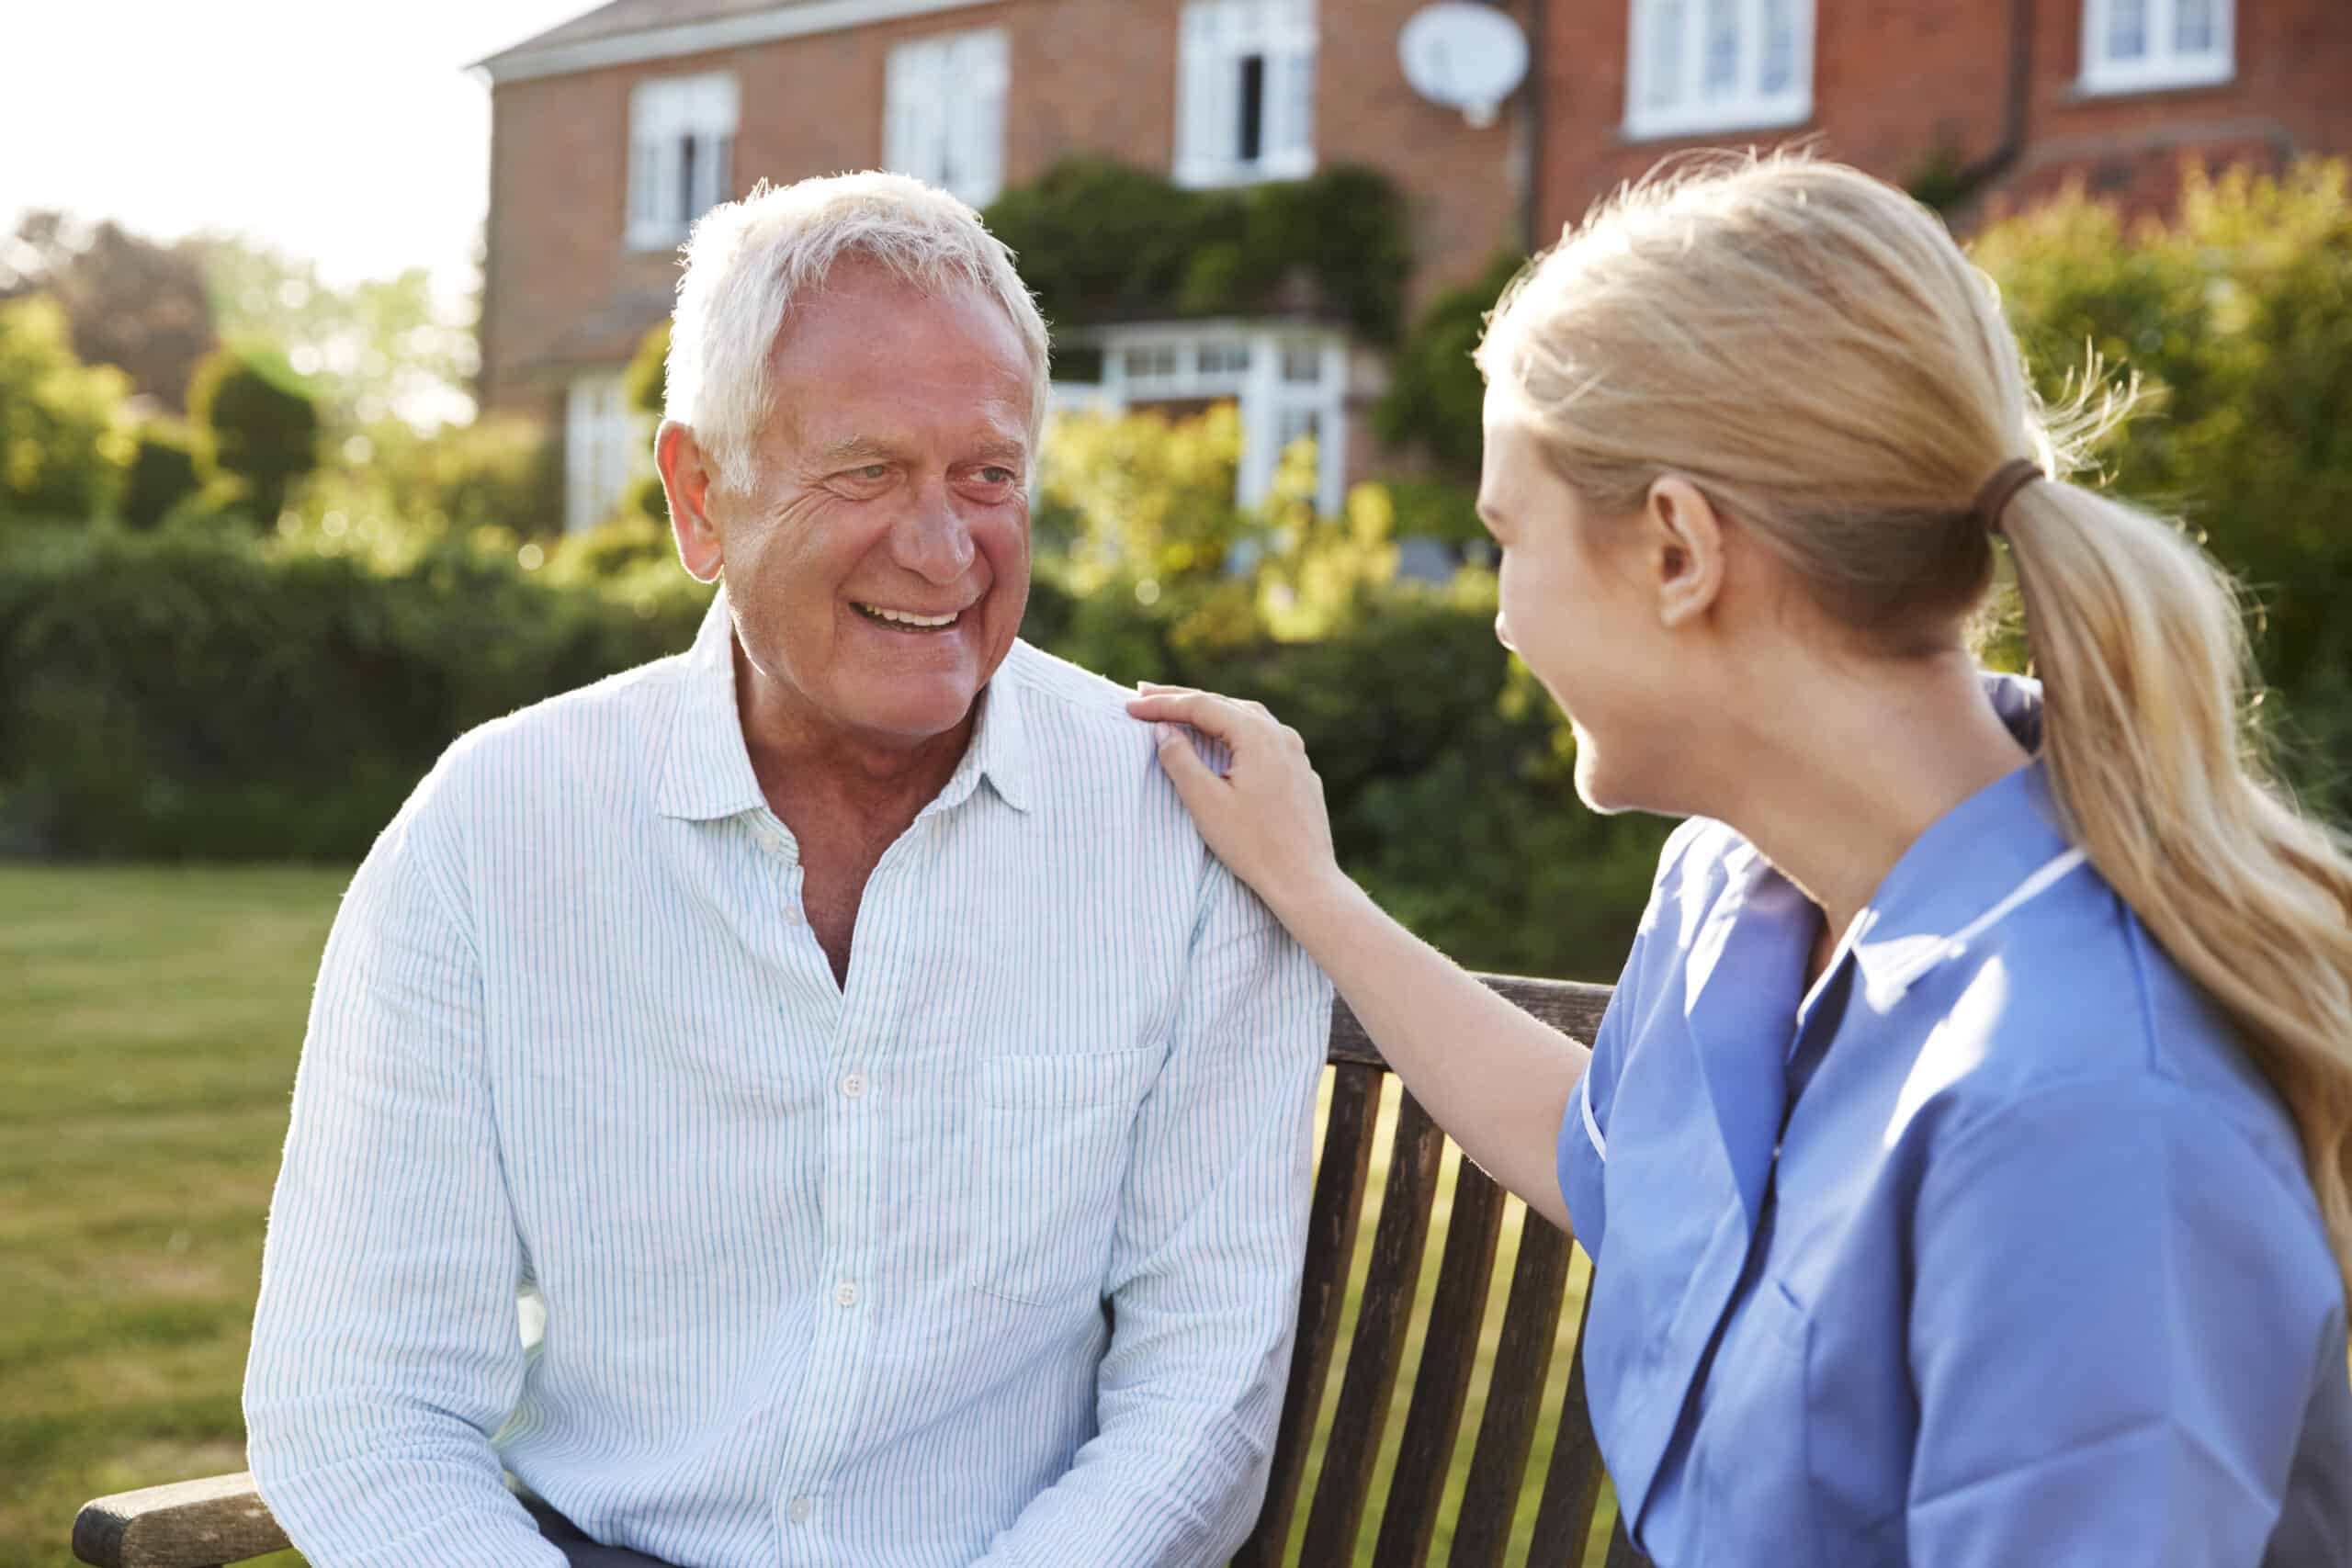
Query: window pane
1760,0,1796,93
1281,343,1320,383
1125,345,1180,383
2106,0,2148,60
1703,0,1740,93
1238,53,1266,162
1199,341,1250,377
1279,49,1315,159
1648,0,1688,107
677,137,698,228
2175,0,2215,52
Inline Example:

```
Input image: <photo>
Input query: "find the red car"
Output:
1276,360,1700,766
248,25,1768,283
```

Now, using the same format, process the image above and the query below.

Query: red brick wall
480,0,1531,418
1531,0,2352,244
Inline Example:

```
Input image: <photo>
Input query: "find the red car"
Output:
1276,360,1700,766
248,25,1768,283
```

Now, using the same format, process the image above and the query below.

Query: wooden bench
74,975,1647,1568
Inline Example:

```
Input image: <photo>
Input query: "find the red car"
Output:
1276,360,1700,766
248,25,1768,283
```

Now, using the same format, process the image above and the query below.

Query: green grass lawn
0,865,1614,1568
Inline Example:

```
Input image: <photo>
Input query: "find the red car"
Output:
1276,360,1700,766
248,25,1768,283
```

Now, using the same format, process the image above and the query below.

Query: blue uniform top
1559,683,2352,1566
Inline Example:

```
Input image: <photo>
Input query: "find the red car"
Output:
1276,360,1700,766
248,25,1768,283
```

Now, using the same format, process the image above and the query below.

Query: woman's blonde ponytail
2005,477,2352,1287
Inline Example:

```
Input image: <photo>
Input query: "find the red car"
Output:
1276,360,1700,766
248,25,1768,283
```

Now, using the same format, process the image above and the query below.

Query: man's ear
1645,476,1727,629
657,421,725,584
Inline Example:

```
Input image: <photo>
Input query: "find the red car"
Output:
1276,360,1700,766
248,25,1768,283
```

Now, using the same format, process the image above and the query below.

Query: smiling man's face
681,258,1035,752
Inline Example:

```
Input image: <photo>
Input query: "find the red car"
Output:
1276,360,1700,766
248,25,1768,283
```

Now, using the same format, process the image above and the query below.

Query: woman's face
1477,393,1688,816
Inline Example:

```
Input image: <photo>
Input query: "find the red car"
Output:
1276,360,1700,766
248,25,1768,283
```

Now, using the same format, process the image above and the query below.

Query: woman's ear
1645,476,1727,629
657,422,725,584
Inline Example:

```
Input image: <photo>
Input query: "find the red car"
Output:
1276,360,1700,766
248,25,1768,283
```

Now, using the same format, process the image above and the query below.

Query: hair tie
1973,458,2044,536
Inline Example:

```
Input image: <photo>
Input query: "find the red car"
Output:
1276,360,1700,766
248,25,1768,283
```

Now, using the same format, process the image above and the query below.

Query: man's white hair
664,170,1051,493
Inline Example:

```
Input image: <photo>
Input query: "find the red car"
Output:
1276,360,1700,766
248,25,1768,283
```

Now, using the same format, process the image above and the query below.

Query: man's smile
851,600,965,631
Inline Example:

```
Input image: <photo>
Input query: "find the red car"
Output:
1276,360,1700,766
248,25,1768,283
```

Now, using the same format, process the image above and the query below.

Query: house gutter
1521,0,1547,252
1945,0,2034,209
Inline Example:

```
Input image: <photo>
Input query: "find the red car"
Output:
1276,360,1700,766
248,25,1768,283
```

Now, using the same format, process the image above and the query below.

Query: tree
1973,157,2352,808
187,346,321,525
0,294,132,523
1373,251,1525,482
198,238,478,429
0,210,218,412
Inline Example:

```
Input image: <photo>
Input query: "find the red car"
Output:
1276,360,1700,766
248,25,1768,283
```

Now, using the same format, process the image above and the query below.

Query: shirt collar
1840,756,2078,1010
653,587,1033,821
1669,671,2075,1224
1833,671,2075,1010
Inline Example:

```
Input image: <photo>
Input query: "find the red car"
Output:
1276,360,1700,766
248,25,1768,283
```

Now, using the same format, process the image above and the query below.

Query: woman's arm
1128,685,1588,1232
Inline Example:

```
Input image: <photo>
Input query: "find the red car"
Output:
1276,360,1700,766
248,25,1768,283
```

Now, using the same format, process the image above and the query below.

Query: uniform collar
1839,759,2077,1010
653,587,1033,822
1674,671,2072,1222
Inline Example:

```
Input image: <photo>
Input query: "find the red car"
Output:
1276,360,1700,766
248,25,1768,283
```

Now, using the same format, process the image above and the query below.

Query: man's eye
858,464,890,480
979,466,1015,485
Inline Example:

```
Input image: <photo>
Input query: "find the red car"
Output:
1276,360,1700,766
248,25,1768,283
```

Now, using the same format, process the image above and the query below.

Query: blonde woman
1127,156,2352,1566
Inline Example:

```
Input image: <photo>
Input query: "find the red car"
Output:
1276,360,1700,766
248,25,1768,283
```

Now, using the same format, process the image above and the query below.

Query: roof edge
473,0,993,83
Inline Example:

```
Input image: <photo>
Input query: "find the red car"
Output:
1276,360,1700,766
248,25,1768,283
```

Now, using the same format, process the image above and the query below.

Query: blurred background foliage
983,157,1416,344
4,158,2351,984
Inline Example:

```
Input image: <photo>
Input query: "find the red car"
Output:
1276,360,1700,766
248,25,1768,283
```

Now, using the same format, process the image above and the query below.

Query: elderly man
243,173,1330,1568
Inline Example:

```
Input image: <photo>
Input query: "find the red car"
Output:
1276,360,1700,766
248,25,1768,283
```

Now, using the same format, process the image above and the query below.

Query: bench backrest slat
1297,1091,1449,1562
1445,1220,1575,1568
1370,1158,1509,1568
1247,975,1646,1568
1237,1064,1384,1567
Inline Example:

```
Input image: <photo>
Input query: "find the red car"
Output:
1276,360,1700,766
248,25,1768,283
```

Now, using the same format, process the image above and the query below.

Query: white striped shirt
243,591,1332,1568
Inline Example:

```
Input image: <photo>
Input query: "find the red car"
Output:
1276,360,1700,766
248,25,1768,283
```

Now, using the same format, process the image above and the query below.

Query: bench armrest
74,1471,290,1568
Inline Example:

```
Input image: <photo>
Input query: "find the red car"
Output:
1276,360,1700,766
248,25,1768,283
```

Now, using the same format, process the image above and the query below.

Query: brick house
476,0,1537,530
1531,0,2352,237
473,0,2350,532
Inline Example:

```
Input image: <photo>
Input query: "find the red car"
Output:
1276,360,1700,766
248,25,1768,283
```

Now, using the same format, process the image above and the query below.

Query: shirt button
788,1496,814,1523
755,828,787,857
841,1072,867,1100
834,1280,861,1308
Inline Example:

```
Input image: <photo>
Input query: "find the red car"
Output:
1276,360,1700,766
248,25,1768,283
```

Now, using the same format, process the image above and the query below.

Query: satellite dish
1398,3,1530,129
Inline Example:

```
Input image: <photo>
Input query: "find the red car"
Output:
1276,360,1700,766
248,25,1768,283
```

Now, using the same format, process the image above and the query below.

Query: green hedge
0,525,707,861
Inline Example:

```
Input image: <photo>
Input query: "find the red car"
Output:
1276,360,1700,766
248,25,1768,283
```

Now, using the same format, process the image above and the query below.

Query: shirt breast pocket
970,1048,1161,1307
1699,1280,1830,1563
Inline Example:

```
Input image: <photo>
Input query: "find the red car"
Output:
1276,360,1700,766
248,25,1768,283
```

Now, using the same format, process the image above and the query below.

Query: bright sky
3,0,596,300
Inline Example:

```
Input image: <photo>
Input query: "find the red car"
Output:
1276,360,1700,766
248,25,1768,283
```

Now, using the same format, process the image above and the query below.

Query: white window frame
627,73,738,250
1069,321,1348,514
886,28,1011,207
564,372,642,533
1623,0,1813,141
1176,0,1317,188
2079,0,2233,95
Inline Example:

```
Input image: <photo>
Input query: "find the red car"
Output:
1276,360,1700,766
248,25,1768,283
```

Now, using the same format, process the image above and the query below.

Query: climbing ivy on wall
982,157,1415,346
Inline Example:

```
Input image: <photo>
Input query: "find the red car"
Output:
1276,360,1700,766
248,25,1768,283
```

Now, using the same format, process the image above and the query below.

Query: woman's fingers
1149,723,1224,810
1125,689,1256,739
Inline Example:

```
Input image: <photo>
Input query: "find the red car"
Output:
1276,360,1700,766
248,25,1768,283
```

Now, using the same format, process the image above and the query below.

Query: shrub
0,294,131,525
294,415,560,541
187,345,321,525
1373,251,1525,480
121,419,203,530
0,525,707,861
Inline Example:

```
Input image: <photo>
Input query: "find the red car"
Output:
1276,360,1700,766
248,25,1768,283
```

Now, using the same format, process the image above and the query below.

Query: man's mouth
852,601,964,631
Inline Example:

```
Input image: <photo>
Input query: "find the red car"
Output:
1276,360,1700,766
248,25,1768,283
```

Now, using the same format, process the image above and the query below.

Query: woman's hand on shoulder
1125,682,1344,916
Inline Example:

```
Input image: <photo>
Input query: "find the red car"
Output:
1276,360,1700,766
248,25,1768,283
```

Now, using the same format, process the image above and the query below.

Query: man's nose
890,485,977,584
